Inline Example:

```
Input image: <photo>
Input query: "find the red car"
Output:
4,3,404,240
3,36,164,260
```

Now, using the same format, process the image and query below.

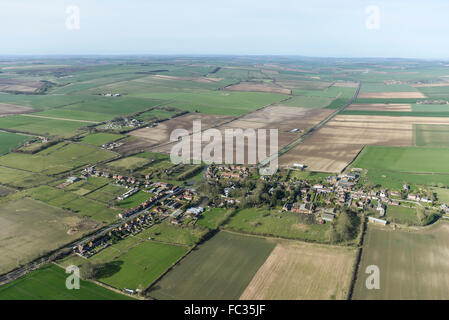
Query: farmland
0,264,132,300
0,131,31,155
2,57,449,300
148,231,276,300
240,241,356,300
353,223,449,299
0,198,98,274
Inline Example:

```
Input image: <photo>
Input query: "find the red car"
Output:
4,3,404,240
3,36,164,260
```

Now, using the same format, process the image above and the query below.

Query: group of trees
327,209,360,244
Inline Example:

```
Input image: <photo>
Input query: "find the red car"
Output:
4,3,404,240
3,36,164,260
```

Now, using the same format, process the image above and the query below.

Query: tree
81,261,103,280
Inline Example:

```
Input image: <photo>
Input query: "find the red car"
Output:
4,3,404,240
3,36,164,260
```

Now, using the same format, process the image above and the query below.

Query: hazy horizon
2,0,449,59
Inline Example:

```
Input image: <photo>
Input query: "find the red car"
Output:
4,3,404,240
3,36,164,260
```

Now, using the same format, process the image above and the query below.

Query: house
186,207,204,216
407,194,420,201
376,203,386,216
293,163,306,169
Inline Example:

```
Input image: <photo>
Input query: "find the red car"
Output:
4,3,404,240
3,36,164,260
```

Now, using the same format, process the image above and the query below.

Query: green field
94,241,188,290
352,145,449,188
196,208,233,229
80,133,124,146
139,222,208,246
414,124,449,147
223,207,330,242
0,198,98,274
148,231,276,300
117,190,153,208
21,185,119,223
0,264,132,300
0,142,117,175
385,205,418,225
106,156,150,171
0,131,31,155
353,223,449,299
0,115,87,138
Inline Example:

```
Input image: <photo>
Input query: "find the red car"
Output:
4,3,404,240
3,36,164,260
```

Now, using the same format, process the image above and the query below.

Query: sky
1,0,449,59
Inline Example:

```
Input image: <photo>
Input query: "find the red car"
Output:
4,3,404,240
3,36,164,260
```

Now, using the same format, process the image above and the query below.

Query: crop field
0,115,87,138
223,207,329,243
148,231,276,300
128,113,233,149
0,142,116,175
0,198,98,274
281,95,334,108
353,223,449,299
280,114,449,172
0,131,31,155
224,81,292,95
358,92,426,99
240,241,356,300
153,106,333,163
414,124,449,147
347,103,411,112
352,145,449,174
94,241,188,290
80,133,125,146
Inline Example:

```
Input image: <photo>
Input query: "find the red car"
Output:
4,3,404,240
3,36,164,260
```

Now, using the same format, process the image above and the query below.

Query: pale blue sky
1,0,449,58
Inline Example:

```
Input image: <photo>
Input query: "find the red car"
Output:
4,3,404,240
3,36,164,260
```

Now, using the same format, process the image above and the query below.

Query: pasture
94,241,188,290
0,264,131,300
0,198,98,275
223,207,329,243
80,133,125,146
353,223,449,299
148,231,276,300
0,131,31,155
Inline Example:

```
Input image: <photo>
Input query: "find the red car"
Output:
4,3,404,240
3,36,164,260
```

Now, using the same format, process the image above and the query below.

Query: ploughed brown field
117,113,233,155
280,114,449,172
0,103,35,116
357,92,426,99
347,103,411,112
151,106,333,164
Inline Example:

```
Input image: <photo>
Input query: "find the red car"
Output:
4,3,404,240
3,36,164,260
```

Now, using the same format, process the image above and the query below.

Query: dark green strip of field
0,264,132,300
414,124,449,147
148,231,276,300
0,131,30,155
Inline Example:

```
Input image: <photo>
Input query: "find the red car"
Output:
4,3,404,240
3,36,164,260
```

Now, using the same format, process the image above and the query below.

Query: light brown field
0,103,35,116
240,241,356,300
224,82,292,95
120,113,233,155
411,82,449,88
152,106,333,164
347,103,411,112
0,79,43,93
358,92,426,99
280,114,449,172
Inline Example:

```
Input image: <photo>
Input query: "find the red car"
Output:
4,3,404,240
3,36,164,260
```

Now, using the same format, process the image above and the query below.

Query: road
258,81,361,168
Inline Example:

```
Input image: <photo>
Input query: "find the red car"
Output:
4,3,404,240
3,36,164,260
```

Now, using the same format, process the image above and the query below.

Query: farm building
368,216,387,226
